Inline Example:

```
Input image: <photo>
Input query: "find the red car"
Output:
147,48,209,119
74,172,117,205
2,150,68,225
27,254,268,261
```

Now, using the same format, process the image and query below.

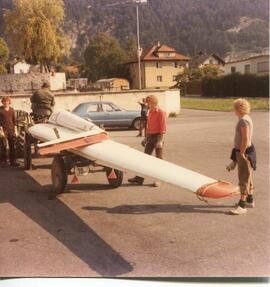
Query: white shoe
230,205,247,215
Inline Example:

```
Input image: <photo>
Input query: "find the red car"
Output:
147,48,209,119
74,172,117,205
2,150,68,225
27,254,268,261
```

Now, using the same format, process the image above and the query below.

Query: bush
202,73,269,98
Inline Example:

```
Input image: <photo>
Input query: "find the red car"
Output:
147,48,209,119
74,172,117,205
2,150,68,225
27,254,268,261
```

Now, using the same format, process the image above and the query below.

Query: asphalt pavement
0,109,269,277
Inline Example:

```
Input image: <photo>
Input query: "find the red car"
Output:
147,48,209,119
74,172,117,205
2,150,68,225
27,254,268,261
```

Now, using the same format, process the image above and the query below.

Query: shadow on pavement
82,204,232,215
0,168,133,276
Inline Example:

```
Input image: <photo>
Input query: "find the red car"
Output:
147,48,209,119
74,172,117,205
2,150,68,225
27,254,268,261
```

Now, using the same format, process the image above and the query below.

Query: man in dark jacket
30,82,55,120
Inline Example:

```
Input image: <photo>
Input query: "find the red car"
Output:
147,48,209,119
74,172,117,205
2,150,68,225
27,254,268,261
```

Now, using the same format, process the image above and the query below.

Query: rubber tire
106,168,123,188
132,118,141,130
24,132,32,170
51,156,68,194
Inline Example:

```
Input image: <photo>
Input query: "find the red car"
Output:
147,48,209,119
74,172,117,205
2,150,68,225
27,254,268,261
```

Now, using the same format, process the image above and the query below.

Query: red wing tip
196,181,240,199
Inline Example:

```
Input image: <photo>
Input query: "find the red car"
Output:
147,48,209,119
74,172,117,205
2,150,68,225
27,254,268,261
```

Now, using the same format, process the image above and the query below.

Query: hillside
0,0,269,61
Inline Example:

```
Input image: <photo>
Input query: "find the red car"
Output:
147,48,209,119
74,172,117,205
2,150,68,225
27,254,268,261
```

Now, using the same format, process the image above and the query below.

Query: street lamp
134,0,147,90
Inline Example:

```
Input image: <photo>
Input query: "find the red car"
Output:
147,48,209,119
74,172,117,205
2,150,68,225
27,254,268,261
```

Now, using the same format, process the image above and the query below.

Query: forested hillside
0,0,269,61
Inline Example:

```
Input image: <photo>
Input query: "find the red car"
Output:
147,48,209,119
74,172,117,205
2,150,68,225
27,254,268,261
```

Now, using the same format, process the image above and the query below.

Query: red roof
126,43,190,64
156,44,176,52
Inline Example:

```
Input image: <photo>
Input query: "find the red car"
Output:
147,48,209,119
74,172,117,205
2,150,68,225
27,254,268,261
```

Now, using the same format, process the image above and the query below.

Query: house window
231,66,236,73
244,64,250,74
257,61,269,73
172,62,178,68
156,62,162,68
157,76,163,82
209,59,214,65
164,53,171,57
173,75,177,81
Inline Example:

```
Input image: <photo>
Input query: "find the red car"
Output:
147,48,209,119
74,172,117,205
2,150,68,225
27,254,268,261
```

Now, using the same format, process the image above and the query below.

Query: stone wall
0,72,66,94
7,89,181,115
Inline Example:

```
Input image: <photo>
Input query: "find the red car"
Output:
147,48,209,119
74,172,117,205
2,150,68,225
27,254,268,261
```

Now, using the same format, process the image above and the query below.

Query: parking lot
0,109,269,277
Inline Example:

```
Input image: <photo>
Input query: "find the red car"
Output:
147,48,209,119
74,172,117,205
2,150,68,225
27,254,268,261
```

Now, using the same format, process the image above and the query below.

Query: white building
12,61,31,74
190,52,225,71
224,54,269,75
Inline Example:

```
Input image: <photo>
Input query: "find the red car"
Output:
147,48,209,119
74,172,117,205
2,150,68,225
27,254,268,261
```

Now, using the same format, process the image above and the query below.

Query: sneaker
230,205,247,215
128,177,144,185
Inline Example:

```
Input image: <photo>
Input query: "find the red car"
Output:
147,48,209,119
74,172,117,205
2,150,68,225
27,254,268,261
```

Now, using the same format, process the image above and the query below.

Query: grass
181,97,269,111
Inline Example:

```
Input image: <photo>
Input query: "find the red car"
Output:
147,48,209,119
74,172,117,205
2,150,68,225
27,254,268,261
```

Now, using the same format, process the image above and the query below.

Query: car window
102,103,116,112
72,103,83,113
111,103,121,111
87,104,100,113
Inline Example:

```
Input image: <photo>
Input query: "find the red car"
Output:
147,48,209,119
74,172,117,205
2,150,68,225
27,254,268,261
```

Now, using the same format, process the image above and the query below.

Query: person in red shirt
128,95,166,186
0,96,19,167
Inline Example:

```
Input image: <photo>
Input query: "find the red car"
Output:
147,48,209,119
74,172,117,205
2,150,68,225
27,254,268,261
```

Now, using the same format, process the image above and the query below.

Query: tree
175,65,223,95
123,36,138,61
4,0,70,72
83,33,128,82
200,65,223,78
0,37,9,74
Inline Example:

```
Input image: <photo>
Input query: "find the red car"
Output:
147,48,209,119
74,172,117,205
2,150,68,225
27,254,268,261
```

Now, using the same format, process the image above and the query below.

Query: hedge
201,73,269,98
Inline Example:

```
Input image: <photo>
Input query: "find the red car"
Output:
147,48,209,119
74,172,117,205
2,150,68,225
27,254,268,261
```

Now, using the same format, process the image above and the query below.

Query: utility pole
135,0,147,89
136,3,141,89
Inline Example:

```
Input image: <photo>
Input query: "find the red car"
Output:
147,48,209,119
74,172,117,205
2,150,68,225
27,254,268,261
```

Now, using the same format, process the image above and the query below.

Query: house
11,60,31,74
127,42,190,89
190,52,225,71
224,54,269,75
95,78,130,91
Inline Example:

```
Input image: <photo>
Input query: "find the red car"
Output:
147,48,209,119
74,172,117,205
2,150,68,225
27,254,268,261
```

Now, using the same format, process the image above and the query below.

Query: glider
28,111,239,199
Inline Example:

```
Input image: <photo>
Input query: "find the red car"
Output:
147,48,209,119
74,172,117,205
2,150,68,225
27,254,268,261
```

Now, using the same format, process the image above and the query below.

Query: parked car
72,101,142,129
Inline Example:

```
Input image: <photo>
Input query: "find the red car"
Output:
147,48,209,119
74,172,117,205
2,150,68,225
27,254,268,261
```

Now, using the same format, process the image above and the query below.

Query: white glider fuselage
28,111,239,198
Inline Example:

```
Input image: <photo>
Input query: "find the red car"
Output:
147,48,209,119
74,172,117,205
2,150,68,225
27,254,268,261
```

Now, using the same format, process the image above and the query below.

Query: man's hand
156,140,163,149
226,161,237,171
141,138,147,147
156,134,164,149
0,127,5,138
14,127,19,137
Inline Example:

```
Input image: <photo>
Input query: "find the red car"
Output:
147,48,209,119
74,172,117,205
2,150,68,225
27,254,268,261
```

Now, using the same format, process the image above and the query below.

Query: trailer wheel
24,132,32,170
51,156,68,194
106,168,123,188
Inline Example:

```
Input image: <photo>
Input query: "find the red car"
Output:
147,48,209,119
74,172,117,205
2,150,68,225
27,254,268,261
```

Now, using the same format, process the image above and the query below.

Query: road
0,109,269,277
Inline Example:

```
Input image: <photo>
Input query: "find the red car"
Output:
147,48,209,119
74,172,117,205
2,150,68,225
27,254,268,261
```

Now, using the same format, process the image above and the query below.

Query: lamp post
135,0,147,90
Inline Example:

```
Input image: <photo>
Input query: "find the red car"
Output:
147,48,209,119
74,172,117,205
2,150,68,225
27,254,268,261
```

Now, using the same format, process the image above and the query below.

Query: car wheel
132,118,141,130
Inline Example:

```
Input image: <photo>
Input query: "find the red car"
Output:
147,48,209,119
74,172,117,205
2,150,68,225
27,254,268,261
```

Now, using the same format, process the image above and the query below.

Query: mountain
0,0,269,61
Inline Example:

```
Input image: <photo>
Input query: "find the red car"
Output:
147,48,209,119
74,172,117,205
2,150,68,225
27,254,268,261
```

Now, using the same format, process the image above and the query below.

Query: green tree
123,36,138,61
0,37,9,74
4,0,70,72
175,65,223,95
83,33,128,82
